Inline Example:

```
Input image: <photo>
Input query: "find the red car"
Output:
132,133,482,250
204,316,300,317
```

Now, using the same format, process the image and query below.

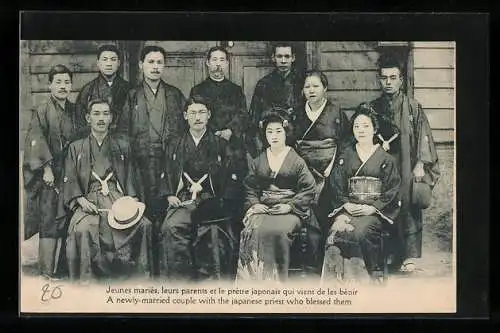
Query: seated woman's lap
256,214,301,236
347,215,382,241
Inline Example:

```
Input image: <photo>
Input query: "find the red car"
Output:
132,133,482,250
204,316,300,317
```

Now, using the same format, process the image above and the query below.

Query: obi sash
348,176,382,203
295,138,337,176
260,186,296,207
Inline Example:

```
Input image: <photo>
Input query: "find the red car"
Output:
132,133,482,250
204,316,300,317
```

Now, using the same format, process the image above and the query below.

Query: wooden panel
319,51,379,71
319,42,378,52
30,54,99,74
414,68,455,88
431,129,454,143
30,72,98,93
31,92,78,107
327,90,381,109
29,40,117,54
413,48,455,68
425,108,455,129
162,66,198,99
413,42,455,49
325,70,379,90
243,66,275,110
414,88,455,109
144,41,217,53
227,41,272,55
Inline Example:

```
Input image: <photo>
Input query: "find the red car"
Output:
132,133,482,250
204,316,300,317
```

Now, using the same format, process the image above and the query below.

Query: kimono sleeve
371,156,402,215
114,90,134,138
338,109,352,150
158,138,178,199
242,159,262,212
288,158,316,219
61,143,85,212
325,154,351,214
124,145,138,198
24,106,53,171
226,87,251,137
249,81,265,125
74,84,91,132
222,138,248,199
414,102,440,188
166,89,187,144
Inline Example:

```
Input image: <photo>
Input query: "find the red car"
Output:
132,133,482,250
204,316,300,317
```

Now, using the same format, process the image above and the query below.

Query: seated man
59,98,153,283
159,95,247,281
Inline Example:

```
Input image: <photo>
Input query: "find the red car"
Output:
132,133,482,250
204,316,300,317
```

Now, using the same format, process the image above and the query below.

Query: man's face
140,51,165,81
184,103,210,131
86,103,113,134
272,46,295,73
97,51,120,77
49,73,72,101
206,50,228,80
378,67,403,95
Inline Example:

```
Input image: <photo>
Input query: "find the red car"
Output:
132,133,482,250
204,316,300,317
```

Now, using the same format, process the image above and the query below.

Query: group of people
22,42,440,285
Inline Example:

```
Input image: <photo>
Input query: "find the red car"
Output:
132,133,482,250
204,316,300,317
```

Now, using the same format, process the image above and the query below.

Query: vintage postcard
19,17,459,314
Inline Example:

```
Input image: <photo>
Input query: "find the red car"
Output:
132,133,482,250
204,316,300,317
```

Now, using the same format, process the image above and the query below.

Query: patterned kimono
370,91,440,266
236,147,317,282
74,74,131,136
123,80,186,223
23,97,85,240
321,144,401,280
159,130,247,280
60,134,153,282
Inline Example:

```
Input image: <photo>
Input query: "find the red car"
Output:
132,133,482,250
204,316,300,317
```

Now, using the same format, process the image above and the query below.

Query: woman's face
265,122,286,149
303,74,327,104
353,114,376,144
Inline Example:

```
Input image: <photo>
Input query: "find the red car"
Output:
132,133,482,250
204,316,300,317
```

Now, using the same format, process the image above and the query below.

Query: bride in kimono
236,112,317,282
320,104,401,283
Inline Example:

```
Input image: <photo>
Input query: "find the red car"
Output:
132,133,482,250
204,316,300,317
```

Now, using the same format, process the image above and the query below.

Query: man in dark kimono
122,45,186,224
74,44,131,136
188,46,256,158
23,64,86,279
159,95,248,281
59,98,153,283
249,43,304,138
369,55,440,273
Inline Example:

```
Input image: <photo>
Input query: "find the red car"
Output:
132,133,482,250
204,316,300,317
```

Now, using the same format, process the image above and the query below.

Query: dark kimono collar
143,79,164,97
273,67,296,82
49,95,69,112
90,132,110,148
98,73,117,86
207,76,226,83
383,89,403,105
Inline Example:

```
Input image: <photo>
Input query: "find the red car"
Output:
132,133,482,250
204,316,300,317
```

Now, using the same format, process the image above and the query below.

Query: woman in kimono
60,98,153,283
320,104,401,283
236,112,317,282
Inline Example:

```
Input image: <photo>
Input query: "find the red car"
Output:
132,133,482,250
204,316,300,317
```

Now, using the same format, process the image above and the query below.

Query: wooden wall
19,40,121,146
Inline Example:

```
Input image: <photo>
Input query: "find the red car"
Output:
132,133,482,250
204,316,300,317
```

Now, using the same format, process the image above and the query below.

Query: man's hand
167,196,182,208
76,197,98,214
350,204,377,217
250,203,269,214
215,128,232,141
412,160,426,181
43,165,55,187
268,203,292,215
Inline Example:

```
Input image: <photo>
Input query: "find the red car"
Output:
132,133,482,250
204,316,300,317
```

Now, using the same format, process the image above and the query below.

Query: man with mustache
369,54,440,274
75,44,132,137
249,42,305,152
23,64,86,279
188,46,255,157
121,46,186,274
159,95,247,280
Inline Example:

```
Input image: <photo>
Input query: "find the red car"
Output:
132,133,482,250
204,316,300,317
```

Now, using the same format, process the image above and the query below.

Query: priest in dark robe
249,43,304,137
122,45,186,225
159,95,248,281
74,44,131,137
369,55,440,273
23,64,86,279
59,98,153,283
321,106,401,283
188,46,256,158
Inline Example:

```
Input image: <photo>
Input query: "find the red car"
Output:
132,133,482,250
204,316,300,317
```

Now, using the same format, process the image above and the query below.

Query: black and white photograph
19,20,464,313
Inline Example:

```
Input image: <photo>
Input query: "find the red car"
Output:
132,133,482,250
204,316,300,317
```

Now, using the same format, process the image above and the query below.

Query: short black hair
97,44,121,60
140,45,167,62
48,64,72,83
87,98,112,114
271,42,295,56
184,94,212,113
206,46,229,62
304,69,329,89
377,54,404,76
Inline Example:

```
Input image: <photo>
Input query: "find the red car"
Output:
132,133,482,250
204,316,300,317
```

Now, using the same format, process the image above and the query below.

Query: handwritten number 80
41,283,63,302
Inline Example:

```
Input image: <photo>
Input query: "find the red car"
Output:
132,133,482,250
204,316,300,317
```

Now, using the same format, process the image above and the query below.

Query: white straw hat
107,196,145,230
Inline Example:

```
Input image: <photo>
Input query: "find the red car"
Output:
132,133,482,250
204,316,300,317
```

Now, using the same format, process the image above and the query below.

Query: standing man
369,55,440,273
249,42,304,129
188,46,255,158
122,45,186,227
75,44,131,137
23,64,85,279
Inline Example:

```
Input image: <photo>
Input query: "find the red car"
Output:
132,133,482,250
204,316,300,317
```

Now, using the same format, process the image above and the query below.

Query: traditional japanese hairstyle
259,107,295,147
351,102,380,134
